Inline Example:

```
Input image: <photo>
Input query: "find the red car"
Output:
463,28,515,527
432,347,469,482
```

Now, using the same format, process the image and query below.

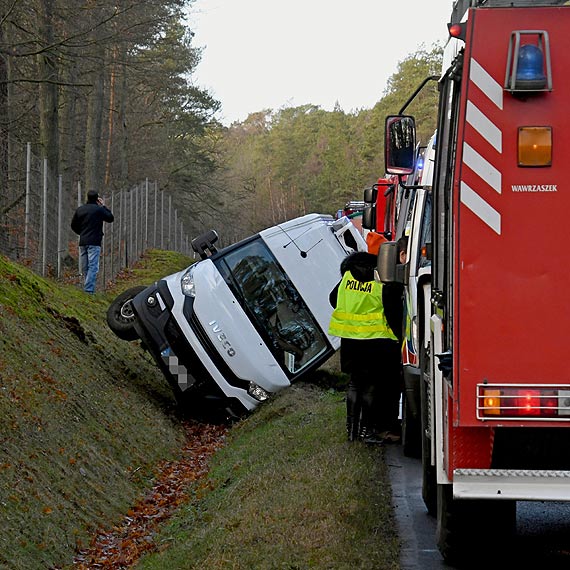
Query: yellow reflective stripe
332,311,385,322
329,322,395,335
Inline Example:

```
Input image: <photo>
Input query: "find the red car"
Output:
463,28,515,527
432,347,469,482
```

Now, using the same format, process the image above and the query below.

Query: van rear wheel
106,285,146,341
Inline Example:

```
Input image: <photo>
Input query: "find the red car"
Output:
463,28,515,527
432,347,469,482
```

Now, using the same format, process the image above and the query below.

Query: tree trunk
37,0,59,176
59,58,82,247
118,45,129,186
84,45,105,194
0,34,9,211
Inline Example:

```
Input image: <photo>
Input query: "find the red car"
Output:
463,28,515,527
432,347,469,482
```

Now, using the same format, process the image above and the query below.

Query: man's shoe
378,430,401,444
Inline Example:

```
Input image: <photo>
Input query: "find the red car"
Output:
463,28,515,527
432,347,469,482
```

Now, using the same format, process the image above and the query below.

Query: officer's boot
346,394,361,442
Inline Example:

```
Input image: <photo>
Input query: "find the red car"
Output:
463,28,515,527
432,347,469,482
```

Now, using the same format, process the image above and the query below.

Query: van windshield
215,238,328,376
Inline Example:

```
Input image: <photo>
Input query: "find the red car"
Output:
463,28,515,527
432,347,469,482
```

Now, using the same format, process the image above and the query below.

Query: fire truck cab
379,0,570,563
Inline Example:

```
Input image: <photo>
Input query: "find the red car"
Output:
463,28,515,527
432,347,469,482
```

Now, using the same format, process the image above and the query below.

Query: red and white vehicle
379,0,570,563
362,176,400,242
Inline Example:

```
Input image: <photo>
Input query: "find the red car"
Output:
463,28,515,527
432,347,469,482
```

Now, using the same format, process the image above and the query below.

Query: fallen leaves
72,420,227,569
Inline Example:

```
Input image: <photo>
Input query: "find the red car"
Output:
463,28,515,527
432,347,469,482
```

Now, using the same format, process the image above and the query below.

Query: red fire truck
362,176,400,242
379,0,570,563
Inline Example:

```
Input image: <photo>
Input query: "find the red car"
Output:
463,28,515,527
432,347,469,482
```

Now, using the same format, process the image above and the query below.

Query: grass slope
0,251,191,569
136,384,400,570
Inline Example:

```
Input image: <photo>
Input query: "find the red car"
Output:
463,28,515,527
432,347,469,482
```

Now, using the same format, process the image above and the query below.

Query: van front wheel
106,286,146,341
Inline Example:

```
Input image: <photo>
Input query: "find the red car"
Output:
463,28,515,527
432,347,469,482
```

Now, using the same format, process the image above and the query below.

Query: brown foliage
72,421,228,569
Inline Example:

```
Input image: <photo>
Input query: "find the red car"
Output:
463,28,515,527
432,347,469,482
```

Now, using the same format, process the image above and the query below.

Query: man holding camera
71,190,114,294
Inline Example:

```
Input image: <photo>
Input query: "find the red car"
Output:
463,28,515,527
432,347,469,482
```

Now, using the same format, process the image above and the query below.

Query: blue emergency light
515,44,547,89
504,30,552,93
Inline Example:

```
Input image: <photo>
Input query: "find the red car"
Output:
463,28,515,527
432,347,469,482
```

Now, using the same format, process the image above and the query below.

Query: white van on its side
107,214,366,418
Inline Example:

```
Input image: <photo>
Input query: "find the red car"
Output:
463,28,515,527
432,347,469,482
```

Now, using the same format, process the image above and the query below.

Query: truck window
215,239,329,376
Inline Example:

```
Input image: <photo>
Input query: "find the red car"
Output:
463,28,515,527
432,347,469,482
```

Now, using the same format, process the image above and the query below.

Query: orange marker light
518,126,552,166
483,389,501,415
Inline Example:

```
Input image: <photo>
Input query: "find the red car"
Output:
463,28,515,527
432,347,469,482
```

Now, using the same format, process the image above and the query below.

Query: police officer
329,251,401,443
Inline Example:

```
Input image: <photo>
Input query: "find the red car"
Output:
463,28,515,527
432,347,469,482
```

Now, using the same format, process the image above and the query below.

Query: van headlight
248,382,269,402
180,265,196,297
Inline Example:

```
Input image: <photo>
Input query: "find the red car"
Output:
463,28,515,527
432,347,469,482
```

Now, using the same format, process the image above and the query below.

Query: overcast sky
188,0,454,125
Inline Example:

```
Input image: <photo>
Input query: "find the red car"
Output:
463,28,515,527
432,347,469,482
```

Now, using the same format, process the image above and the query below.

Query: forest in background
0,0,441,246
208,43,442,244
0,0,219,241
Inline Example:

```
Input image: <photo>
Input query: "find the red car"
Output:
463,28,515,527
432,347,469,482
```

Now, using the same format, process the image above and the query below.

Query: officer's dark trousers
341,337,401,439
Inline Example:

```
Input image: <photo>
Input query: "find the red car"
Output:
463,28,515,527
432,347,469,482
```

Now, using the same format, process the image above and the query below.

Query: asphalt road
386,445,570,570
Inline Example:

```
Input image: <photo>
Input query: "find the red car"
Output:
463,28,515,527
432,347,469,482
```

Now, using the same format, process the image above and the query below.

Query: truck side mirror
362,205,376,230
363,186,377,204
385,115,417,176
362,186,377,230
377,241,405,284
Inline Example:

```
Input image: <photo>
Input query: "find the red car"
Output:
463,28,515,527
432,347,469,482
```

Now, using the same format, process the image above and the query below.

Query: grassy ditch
0,250,400,570
135,382,400,570
0,250,191,570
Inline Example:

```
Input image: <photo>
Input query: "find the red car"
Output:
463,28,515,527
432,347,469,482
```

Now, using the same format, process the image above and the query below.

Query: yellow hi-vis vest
328,270,397,340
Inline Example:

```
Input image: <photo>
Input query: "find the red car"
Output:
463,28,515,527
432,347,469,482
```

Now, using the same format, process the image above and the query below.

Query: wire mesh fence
0,142,192,291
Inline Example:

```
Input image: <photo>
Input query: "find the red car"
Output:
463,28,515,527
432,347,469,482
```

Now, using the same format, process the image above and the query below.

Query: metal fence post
118,190,124,269
42,159,48,277
57,174,63,279
134,185,138,261
109,192,115,280
160,191,164,249
128,189,133,267
145,178,149,251
174,209,178,251
153,182,158,248
24,143,31,259
168,195,172,250
77,181,82,277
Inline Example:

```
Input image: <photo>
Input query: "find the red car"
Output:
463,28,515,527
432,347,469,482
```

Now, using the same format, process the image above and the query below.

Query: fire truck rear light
515,389,541,416
482,389,501,415
518,127,552,167
559,390,570,416
478,385,565,420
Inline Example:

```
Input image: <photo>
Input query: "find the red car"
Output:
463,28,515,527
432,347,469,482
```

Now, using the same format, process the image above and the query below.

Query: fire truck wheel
106,285,146,341
421,442,437,516
436,484,477,564
402,393,421,458
436,484,516,565
420,343,437,516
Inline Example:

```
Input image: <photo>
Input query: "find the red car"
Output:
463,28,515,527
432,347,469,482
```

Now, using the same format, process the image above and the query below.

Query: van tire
106,286,147,341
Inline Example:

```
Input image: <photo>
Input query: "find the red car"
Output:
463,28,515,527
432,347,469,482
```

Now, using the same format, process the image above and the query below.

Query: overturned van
107,214,366,418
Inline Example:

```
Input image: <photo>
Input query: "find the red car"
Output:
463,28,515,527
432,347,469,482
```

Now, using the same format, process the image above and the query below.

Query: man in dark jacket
71,190,114,293
329,251,402,443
